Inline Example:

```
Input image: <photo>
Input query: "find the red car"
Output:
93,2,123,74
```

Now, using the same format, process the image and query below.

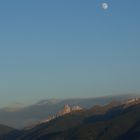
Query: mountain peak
58,104,71,116
58,104,83,116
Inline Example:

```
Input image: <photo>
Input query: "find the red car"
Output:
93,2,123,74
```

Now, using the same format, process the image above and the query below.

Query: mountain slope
0,124,22,140
19,99,140,140
0,94,138,128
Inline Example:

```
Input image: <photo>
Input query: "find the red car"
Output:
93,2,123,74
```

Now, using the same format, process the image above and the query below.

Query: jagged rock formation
58,104,71,116
49,104,83,120
35,105,83,126
58,104,83,116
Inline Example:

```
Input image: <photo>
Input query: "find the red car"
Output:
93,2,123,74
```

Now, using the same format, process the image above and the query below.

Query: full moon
101,3,108,10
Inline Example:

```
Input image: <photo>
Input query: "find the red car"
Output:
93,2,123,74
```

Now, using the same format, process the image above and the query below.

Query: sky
0,0,140,107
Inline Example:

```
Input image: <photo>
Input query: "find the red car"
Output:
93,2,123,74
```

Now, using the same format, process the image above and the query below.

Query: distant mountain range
0,94,139,128
0,95,140,140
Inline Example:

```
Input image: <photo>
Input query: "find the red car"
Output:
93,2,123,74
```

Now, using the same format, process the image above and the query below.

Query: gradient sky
0,0,140,107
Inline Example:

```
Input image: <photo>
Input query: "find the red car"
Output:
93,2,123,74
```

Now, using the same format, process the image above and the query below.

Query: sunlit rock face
125,98,139,104
58,104,83,116
58,104,71,116
71,105,83,111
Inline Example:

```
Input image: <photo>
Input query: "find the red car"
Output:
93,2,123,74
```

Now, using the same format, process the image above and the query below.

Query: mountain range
18,97,140,140
0,94,139,128
0,94,140,140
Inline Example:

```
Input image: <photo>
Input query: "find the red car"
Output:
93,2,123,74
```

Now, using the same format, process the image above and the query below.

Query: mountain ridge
18,98,140,140
0,94,139,128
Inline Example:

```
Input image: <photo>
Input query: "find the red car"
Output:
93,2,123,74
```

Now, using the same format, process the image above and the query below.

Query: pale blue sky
0,0,140,107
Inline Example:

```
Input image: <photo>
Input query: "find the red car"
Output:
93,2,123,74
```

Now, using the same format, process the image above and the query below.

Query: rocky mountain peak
58,104,71,116
58,104,83,116
39,104,83,125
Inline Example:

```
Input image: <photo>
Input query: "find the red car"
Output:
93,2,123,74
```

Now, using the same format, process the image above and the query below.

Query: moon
101,3,108,10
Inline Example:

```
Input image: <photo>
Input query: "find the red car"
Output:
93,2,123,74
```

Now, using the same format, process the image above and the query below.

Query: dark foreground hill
0,124,22,140
18,99,140,140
